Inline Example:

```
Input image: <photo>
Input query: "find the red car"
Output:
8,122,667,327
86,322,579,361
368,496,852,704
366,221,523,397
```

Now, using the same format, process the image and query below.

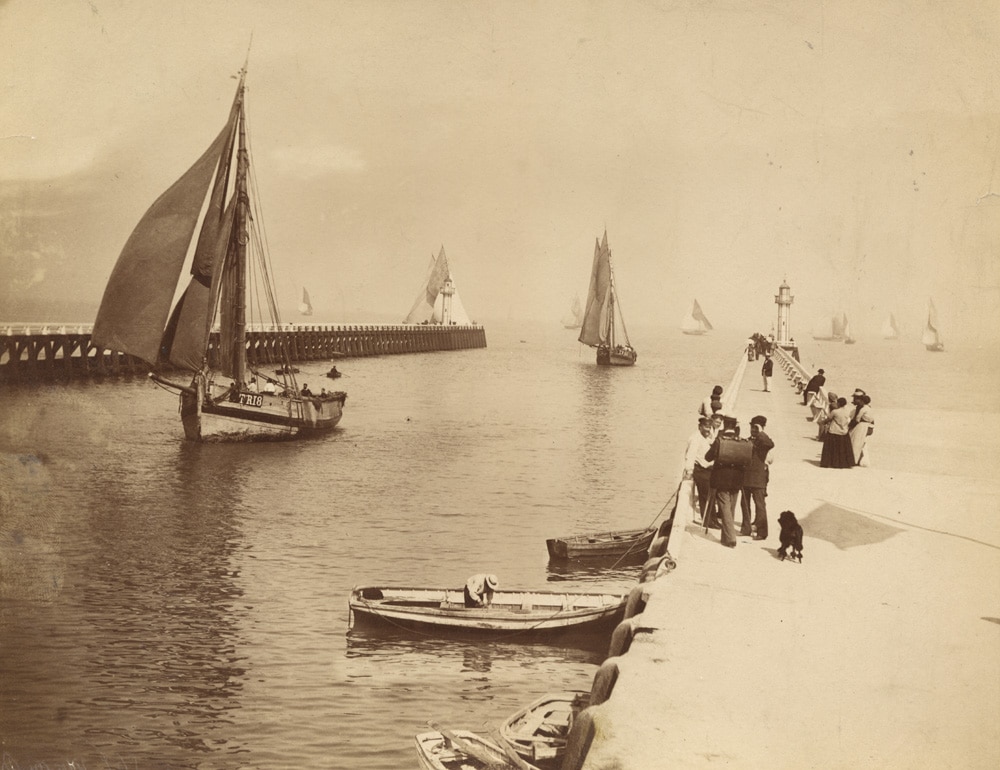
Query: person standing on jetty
819,397,854,468
761,354,773,392
704,417,744,547
849,390,875,466
683,417,715,522
699,385,723,419
803,368,825,405
740,415,774,539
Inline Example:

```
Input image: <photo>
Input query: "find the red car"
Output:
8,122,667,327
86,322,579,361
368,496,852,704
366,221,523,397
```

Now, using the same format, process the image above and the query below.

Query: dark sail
92,88,243,365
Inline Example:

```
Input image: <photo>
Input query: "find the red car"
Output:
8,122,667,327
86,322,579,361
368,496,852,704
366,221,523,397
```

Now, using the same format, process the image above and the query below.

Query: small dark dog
777,510,803,562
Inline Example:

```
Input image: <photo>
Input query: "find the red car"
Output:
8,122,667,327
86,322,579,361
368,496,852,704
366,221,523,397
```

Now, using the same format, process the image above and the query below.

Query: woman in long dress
849,393,874,466
820,397,854,468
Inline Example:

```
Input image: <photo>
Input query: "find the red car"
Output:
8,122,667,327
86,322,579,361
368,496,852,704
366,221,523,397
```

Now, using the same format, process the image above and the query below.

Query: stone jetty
562,346,1000,769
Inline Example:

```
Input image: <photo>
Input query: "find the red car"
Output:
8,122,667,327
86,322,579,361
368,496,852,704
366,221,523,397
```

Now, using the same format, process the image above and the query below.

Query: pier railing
0,323,487,383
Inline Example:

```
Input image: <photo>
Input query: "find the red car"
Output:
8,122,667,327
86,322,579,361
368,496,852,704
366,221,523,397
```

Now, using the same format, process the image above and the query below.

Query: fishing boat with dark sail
578,231,637,366
923,299,945,351
92,65,346,440
680,299,713,335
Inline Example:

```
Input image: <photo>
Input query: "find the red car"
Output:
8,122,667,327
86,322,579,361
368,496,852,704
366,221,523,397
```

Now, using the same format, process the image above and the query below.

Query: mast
232,83,249,383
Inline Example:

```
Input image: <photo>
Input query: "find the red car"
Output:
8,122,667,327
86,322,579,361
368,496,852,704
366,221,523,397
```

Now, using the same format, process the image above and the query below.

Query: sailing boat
680,299,713,335
881,313,899,340
298,287,314,316
812,311,847,341
562,293,584,329
403,246,472,325
843,315,856,344
578,231,637,366
922,299,945,351
92,66,346,441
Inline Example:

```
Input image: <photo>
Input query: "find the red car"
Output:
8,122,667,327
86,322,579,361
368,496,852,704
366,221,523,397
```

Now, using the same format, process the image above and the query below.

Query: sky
1,0,998,343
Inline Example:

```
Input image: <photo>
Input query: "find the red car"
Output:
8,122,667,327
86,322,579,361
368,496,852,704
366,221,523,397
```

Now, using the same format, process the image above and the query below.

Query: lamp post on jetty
774,279,800,360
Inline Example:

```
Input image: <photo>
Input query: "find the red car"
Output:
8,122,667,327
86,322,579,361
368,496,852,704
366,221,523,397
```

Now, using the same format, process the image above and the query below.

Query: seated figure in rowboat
464,574,498,607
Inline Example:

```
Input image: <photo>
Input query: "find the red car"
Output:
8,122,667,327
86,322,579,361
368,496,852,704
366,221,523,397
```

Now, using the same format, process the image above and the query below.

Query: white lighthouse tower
439,277,456,326
774,279,793,345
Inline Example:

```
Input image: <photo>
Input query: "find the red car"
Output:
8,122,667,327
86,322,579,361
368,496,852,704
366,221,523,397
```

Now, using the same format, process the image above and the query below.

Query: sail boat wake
577,231,637,366
93,66,346,441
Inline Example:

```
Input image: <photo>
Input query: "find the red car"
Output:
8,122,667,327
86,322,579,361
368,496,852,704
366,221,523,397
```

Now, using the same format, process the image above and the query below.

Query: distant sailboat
92,65,346,441
562,293,584,329
812,311,847,341
843,315,856,344
578,230,637,366
881,313,899,340
404,246,472,325
681,299,713,335
923,299,945,351
298,287,314,316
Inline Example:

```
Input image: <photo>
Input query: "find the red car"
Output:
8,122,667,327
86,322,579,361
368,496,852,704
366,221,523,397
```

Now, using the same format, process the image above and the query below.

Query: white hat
485,574,499,589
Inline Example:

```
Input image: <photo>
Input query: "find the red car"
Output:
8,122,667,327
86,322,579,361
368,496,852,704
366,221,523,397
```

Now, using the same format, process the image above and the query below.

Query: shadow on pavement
799,502,905,550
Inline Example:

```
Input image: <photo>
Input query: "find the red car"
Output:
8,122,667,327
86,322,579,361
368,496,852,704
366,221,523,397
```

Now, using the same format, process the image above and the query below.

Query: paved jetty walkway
572,352,1000,769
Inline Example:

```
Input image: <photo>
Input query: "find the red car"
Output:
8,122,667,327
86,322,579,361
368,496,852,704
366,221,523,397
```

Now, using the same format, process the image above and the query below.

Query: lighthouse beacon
774,279,800,361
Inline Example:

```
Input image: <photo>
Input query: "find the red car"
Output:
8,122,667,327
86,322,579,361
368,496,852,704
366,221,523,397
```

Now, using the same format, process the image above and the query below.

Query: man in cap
803,368,826,405
740,415,775,539
704,417,745,547
761,355,773,392
683,417,716,522
464,573,499,607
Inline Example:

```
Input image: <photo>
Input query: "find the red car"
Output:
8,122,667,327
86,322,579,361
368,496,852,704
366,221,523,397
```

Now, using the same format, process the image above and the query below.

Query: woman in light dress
849,390,875,466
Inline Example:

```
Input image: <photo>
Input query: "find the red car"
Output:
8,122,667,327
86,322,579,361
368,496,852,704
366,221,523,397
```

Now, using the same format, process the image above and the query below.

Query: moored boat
499,691,589,768
546,527,656,560
578,231,636,366
349,585,627,640
415,729,519,770
92,64,345,441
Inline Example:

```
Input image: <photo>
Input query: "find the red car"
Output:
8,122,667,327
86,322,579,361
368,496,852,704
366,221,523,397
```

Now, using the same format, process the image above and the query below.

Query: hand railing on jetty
0,323,487,383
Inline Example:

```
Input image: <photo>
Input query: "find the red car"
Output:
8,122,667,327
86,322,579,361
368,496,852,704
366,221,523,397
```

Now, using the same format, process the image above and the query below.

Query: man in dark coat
761,355,773,392
803,368,826,405
740,415,775,539
705,417,745,548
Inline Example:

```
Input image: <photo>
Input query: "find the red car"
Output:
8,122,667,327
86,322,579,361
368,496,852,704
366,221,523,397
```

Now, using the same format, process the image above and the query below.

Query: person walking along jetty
740,415,774,539
761,354,773,392
705,417,745,547
819,397,854,468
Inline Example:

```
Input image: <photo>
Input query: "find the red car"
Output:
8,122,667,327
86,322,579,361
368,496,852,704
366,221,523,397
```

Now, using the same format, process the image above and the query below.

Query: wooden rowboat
546,527,656,560
349,586,627,641
415,729,519,770
500,691,590,767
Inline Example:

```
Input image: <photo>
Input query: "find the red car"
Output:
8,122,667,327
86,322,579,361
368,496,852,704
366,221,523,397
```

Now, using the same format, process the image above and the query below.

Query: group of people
802,368,875,468
685,389,775,549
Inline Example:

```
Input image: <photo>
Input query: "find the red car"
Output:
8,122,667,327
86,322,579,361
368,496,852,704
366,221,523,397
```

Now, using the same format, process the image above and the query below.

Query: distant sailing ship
881,313,899,340
404,246,473,325
681,299,713,335
562,293,584,329
812,311,848,341
843,315,856,344
578,231,637,366
298,287,314,316
92,65,346,441
923,299,945,351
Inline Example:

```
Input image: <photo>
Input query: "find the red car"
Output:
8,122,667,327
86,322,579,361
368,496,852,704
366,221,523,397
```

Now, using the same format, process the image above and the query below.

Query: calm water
0,324,995,769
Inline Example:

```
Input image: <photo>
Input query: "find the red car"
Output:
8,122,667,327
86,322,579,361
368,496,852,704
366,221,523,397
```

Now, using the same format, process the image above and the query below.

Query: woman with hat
849,390,874,466
819,397,854,468
464,573,499,607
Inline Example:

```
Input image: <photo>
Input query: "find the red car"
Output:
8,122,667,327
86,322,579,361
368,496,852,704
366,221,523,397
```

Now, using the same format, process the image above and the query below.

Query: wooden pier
0,323,487,383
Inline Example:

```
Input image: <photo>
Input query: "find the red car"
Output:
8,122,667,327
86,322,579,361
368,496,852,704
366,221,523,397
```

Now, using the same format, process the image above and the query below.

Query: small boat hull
415,730,515,770
596,345,637,366
349,586,627,642
546,527,656,560
925,343,945,352
500,692,589,767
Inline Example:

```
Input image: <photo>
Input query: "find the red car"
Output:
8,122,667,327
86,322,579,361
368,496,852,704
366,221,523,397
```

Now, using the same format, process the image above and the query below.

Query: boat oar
490,729,536,770
428,722,507,768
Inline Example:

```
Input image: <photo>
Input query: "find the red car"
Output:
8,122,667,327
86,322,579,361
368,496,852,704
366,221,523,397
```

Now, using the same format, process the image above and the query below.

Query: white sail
405,246,473,325
298,287,313,316
923,299,944,350
562,294,584,329
681,299,712,334
881,313,899,339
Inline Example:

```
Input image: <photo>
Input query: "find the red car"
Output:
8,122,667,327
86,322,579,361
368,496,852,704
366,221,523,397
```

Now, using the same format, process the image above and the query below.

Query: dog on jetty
777,510,803,562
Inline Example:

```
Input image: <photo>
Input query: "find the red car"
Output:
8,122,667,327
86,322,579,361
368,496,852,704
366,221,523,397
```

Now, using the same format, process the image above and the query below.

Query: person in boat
464,574,498,608
262,379,276,394
227,381,239,402
246,377,258,393
300,383,313,396
327,365,341,379
803,369,826,405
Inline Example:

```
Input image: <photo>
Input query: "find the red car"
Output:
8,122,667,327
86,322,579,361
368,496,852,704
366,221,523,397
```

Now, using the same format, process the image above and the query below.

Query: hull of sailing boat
596,346,637,366
681,330,707,336
180,381,346,441
925,343,945,352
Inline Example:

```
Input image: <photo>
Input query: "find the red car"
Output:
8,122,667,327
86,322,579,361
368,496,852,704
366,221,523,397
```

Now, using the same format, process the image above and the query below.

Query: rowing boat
500,691,589,767
415,729,518,770
349,586,627,641
546,527,656,560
